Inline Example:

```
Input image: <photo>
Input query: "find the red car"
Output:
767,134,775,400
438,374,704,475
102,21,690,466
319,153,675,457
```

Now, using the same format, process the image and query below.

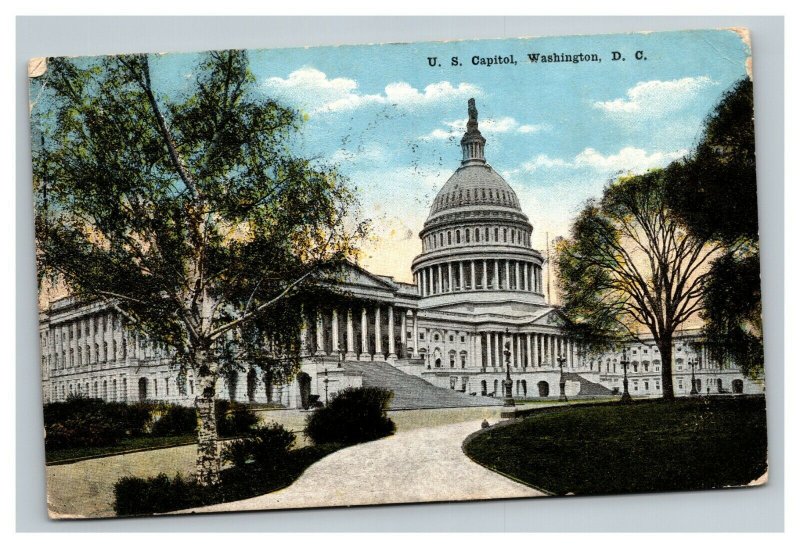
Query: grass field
46,434,198,464
463,396,768,496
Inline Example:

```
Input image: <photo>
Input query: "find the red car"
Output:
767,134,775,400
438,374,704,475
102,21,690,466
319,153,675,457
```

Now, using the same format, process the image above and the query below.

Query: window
419,332,425,340
448,232,452,245
494,228,499,241
460,335,465,343
434,334,440,341
503,228,507,242
456,230,460,244
465,230,470,243
449,335,454,342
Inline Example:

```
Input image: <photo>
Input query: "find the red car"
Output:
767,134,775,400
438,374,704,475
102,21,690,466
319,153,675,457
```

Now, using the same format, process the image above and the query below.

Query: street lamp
501,328,516,417
689,357,698,395
323,367,330,405
557,353,568,402
620,347,632,403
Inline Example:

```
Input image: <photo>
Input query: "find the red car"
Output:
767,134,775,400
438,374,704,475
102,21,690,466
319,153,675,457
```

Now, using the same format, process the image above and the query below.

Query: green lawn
46,434,198,464
464,396,768,496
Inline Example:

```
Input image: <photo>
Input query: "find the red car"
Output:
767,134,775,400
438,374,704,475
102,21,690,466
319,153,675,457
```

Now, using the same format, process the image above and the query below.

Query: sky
37,29,752,286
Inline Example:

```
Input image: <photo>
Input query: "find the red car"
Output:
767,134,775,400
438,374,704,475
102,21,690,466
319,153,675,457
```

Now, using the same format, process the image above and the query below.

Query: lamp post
557,353,568,402
323,367,330,406
501,328,516,417
620,347,632,403
689,357,698,395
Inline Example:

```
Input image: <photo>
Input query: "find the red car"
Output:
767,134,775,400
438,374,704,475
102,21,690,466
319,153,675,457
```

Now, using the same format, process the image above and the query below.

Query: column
476,333,483,369
522,263,528,292
422,269,427,297
374,305,383,359
485,332,492,369
526,333,532,369
505,260,511,289
515,262,520,290
459,261,465,289
516,334,522,368
346,308,356,360
360,307,370,360
400,310,407,357
495,332,501,369
470,260,476,289
300,312,309,356
387,305,396,359
533,333,539,367
331,309,340,355
438,264,444,294
448,263,453,292
315,311,326,356
529,264,534,291
412,311,419,357
565,339,575,369
494,261,499,290
483,260,488,290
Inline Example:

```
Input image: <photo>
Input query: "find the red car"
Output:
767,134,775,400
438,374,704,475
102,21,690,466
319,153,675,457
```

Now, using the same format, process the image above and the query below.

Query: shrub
151,405,198,436
114,473,206,516
43,396,155,449
304,387,395,446
221,423,295,468
215,400,259,437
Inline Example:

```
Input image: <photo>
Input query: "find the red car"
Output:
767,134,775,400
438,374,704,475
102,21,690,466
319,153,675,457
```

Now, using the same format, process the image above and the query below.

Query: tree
556,170,722,399
32,51,366,485
666,78,762,376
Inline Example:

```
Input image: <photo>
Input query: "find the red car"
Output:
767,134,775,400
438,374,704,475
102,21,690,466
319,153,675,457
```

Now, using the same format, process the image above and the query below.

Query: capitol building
38,101,763,408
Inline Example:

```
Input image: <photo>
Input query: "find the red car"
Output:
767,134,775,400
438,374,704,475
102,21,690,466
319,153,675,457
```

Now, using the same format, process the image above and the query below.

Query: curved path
180,420,543,514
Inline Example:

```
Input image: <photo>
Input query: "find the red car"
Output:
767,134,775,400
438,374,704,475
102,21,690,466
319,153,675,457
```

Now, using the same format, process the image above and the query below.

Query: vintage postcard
30,28,766,519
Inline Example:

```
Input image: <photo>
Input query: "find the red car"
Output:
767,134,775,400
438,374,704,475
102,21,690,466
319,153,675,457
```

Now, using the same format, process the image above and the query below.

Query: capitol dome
411,99,546,308
428,164,522,217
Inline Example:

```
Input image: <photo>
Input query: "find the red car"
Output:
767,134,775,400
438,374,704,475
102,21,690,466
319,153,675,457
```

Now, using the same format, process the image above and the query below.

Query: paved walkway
179,420,543,514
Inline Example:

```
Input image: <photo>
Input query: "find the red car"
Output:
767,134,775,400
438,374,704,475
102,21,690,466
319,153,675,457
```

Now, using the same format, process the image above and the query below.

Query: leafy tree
556,170,722,399
32,51,366,485
666,78,762,376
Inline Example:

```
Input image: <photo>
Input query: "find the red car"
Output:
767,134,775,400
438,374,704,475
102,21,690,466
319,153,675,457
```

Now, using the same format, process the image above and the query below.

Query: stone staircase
340,360,501,410
562,372,615,396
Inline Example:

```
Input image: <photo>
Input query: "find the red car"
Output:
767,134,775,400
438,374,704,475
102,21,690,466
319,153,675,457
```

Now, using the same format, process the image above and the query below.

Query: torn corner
28,57,47,78
748,469,768,487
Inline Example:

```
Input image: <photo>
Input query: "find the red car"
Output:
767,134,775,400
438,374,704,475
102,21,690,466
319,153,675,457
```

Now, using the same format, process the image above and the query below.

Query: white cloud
593,76,715,116
421,117,548,140
521,154,570,171
263,67,479,114
521,147,687,174
574,147,688,173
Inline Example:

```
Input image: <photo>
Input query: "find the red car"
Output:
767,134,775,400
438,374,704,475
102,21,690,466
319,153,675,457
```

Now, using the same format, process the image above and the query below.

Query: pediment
338,262,398,292
530,308,566,327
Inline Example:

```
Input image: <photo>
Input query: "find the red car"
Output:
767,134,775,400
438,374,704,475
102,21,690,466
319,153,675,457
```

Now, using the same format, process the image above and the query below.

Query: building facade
39,101,764,407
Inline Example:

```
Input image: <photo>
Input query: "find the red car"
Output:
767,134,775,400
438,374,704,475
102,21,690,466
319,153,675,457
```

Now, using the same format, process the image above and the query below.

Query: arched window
475,228,480,242
456,230,460,244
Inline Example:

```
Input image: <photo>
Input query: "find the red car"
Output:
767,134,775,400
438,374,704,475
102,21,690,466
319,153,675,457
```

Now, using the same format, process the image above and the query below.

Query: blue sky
41,29,752,283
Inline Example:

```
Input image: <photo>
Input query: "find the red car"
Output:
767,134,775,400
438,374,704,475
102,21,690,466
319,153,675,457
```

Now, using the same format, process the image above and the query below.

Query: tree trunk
194,349,220,486
657,336,676,400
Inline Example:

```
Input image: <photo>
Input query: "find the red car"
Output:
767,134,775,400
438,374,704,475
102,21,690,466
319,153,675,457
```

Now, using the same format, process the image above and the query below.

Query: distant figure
481,419,490,429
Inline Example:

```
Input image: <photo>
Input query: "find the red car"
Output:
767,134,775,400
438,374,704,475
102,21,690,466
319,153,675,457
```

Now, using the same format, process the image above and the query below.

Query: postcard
30,28,766,519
